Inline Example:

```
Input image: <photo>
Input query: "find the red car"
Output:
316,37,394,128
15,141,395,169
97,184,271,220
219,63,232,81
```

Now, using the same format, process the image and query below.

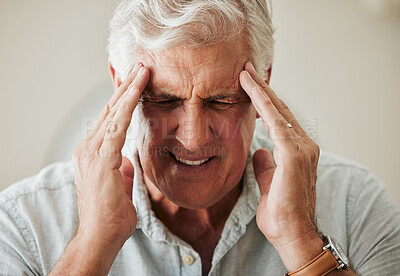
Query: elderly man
1,1,400,275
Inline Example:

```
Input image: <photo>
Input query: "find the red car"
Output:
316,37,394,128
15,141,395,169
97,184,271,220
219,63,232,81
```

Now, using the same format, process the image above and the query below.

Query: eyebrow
143,87,243,101
141,88,181,101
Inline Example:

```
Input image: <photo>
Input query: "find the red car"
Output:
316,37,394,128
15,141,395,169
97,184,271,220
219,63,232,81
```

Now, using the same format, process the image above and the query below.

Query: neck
144,177,242,240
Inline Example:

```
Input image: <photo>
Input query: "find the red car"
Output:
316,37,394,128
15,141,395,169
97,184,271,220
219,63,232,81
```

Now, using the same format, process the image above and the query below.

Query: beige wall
1,0,399,205
0,0,118,185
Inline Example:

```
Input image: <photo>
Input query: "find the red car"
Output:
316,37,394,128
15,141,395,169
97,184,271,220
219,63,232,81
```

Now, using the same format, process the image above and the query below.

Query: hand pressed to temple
240,62,356,275
49,63,150,276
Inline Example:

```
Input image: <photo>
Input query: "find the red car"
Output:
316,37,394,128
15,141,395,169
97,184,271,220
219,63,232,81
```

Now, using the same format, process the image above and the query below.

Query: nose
175,103,214,152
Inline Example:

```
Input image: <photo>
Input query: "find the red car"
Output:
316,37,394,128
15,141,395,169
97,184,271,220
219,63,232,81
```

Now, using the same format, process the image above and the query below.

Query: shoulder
317,150,370,184
314,151,373,222
318,150,368,173
315,150,388,205
0,161,78,274
0,160,78,236
0,160,76,204
0,160,78,231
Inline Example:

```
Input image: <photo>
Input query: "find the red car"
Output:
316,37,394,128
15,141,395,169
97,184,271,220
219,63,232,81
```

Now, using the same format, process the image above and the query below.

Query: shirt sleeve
348,171,400,275
0,197,42,276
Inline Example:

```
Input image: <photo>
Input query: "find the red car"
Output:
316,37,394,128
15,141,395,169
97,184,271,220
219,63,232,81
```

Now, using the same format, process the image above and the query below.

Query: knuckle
297,146,306,160
309,153,317,164
105,103,111,113
107,120,119,134
260,82,269,89
119,97,133,112
311,144,320,163
277,99,290,111
313,143,320,153
274,118,288,128
296,143,320,164
102,103,111,116
106,107,117,121
130,87,140,96
105,121,125,140
263,97,274,107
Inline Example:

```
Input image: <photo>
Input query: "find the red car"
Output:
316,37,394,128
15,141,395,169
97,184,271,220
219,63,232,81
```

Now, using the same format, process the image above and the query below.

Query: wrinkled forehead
136,38,248,95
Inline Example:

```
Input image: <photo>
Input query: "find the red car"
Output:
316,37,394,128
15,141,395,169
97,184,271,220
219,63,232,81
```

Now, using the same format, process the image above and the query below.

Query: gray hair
107,0,274,80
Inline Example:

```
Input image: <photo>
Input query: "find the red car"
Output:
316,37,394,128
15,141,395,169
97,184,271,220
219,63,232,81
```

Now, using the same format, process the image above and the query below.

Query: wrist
75,228,126,258
50,231,124,276
273,230,324,272
76,219,133,247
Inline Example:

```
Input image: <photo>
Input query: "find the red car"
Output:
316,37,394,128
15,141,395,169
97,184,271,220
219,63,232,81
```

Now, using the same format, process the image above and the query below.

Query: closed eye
206,100,238,110
141,94,182,106
211,100,234,106
147,98,183,109
153,99,178,104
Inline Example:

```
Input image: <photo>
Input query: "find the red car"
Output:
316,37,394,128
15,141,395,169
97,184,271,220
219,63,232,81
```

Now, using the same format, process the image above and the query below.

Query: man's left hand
239,61,324,271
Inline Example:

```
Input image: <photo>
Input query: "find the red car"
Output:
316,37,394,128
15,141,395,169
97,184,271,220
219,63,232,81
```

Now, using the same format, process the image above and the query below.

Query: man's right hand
50,63,149,275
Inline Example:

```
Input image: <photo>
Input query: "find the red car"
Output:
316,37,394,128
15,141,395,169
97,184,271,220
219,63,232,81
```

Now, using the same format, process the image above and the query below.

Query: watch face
329,237,350,267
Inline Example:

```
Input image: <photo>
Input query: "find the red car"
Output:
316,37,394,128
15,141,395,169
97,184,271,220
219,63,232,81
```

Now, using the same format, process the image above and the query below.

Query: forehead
136,38,248,96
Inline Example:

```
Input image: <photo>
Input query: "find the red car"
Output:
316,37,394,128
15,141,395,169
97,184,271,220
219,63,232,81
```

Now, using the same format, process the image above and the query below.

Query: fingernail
133,63,141,71
245,71,253,80
128,63,140,75
138,67,145,76
249,62,255,71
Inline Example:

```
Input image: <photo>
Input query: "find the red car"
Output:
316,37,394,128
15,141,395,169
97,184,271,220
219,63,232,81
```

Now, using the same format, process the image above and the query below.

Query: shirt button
183,254,195,265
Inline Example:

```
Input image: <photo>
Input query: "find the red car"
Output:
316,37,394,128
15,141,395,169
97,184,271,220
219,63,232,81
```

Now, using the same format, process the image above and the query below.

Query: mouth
170,153,213,166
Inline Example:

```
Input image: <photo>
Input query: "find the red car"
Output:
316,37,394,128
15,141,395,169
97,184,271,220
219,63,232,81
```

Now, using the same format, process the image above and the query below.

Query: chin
160,184,224,210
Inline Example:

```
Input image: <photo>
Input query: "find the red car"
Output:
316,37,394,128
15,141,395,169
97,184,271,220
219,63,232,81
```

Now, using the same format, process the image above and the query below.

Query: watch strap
284,248,340,276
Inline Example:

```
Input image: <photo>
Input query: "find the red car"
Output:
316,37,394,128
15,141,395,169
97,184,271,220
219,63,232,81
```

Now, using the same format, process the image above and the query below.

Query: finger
90,66,149,149
120,156,134,199
244,62,308,138
240,69,297,151
99,67,149,167
253,149,275,196
87,62,143,140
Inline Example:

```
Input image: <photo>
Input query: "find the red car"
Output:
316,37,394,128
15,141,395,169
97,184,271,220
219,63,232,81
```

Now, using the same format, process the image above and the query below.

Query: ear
256,65,273,119
108,61,123,92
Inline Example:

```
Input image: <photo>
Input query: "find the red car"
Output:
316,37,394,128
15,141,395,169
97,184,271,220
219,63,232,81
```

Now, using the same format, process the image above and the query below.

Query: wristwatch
284,234,350,276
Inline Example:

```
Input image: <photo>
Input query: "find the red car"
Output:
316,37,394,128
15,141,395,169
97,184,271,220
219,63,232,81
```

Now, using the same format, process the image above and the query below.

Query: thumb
120,156,135,199
253,148,275,195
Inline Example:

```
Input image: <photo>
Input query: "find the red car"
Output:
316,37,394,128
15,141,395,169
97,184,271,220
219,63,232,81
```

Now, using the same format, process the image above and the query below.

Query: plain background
0,0,399,205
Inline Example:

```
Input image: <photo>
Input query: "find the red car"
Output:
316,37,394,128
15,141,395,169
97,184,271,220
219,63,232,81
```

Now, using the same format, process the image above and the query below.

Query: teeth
175,156,210,166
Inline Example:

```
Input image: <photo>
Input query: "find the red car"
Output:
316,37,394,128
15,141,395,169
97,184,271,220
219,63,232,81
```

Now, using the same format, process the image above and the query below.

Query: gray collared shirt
1,122,400,275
